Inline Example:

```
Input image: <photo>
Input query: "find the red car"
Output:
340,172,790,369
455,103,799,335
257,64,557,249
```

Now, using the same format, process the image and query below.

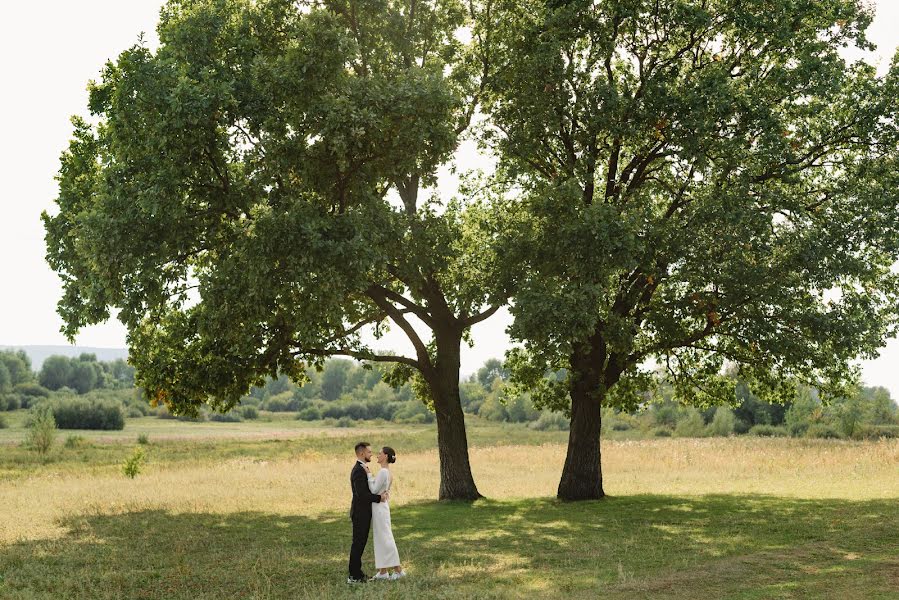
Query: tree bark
427,324,483,500
557,332,606,501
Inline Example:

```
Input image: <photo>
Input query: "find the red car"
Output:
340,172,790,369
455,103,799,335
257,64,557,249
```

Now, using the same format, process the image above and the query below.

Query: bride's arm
368,470,387,494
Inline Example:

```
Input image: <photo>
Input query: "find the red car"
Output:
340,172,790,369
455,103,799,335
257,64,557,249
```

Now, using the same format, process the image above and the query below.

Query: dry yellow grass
2,437,897,546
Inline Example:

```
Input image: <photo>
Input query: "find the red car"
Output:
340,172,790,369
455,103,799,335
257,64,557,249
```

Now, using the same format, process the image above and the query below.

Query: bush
125,406,145,418
805,424,844,439
210,411,243,423
14,382,50,398
853,425,899,440
392,401,435,424
297,406,322,421
49,398,125,430
124,402,150,416
240,406,259,420
749,424,788,437
1,394,21,411
653,427,672,437
786,420,810,438
733,418,751,434
336,416,355,428
0,414,6,429
674,409,707,438
708,406,736,437
261,391,297,412
122,446,146,479
27,406,57,455
528,411,570,431
397,413,428,424
64,435,86,449
155,405,206,421
137,433,150,445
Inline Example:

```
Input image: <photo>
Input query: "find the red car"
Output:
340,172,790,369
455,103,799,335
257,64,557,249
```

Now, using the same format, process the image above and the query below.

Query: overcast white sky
1,1,897,386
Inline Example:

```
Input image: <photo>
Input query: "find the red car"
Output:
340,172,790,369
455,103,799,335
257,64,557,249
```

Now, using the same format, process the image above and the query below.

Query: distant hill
0,345,128,370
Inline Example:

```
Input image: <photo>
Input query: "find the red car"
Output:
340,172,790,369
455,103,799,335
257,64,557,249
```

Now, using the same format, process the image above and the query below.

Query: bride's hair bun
383,446,397,464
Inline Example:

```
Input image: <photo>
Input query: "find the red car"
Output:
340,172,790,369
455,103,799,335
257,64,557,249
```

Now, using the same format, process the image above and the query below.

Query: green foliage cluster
122,446,146,479
25,406,57,455
38,354,134,395
0,351,42,410
626,382,899,440
37,397,126,431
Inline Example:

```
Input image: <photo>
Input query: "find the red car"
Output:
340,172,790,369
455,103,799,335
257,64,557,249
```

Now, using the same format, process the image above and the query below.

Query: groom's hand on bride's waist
380,492,389,502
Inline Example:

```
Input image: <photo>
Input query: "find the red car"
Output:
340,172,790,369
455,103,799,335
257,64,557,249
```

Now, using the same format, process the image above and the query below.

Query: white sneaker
372,572,391,581
389,571,406,580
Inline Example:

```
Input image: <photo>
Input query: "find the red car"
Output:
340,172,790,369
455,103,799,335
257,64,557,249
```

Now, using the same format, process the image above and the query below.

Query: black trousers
348,511,372,579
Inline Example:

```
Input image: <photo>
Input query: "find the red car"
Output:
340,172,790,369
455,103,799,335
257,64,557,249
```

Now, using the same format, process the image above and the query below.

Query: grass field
1,412,897,599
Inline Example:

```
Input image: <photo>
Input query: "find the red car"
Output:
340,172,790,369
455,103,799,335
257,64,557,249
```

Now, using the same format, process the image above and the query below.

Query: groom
347,441,388,583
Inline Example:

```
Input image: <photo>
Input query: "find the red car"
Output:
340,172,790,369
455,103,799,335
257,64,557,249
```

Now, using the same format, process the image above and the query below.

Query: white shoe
389,571,406,580
372,572,391,581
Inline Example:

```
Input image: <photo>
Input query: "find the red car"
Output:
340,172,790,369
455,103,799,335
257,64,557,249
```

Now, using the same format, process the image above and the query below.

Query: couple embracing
347,441,406,583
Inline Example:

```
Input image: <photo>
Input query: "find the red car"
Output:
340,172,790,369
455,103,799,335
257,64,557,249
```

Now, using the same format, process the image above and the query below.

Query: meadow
1,411,897,599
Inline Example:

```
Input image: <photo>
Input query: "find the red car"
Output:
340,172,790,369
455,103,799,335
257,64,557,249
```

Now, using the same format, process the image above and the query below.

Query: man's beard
364,456,371,462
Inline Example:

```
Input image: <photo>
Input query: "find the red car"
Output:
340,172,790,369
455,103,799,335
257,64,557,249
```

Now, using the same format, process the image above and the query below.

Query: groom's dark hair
354,442,371,454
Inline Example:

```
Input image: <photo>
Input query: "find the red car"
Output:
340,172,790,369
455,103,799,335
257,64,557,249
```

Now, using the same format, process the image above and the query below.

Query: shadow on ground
1,494,897,599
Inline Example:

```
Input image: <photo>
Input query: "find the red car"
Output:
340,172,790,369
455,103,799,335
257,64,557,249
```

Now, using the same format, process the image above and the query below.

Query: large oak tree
44,0,500,499
482,0,899,499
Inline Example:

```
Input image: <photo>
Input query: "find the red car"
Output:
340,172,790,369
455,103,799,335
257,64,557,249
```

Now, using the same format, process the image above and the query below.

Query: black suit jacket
350,461,382,520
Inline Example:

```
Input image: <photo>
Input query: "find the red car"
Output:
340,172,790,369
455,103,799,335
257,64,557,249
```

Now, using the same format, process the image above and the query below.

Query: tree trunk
557,333,606,501
428,326,483,501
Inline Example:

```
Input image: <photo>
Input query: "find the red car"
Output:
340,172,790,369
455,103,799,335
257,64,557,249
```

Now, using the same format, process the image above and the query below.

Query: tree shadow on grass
0,495,897,599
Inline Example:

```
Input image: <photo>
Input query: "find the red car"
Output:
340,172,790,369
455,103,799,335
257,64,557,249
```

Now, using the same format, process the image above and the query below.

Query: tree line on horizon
3,350,897,444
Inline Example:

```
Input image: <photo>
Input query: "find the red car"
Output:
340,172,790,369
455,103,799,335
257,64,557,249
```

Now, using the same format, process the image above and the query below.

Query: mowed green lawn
0,414,897,599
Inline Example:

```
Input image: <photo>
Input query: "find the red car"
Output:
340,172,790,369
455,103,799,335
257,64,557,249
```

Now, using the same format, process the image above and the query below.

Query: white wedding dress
368,468,400,568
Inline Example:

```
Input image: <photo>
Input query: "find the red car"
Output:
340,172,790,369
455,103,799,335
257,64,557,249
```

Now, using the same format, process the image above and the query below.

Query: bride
366,446,405,580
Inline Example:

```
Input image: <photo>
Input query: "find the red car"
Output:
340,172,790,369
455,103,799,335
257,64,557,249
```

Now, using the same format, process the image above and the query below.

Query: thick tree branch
297,347,420,369
463,304,501,328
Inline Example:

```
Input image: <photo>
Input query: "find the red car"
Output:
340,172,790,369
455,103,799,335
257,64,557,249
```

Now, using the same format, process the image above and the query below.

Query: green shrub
733,418,751,434
124,402,150,416
125,406,145,418
26,406,57,455
392,402,435,424
336,416,355,428
1,394,21,411
321,404,344,419
14,382,50,398
805,424,844,439
398,413,428,424
64,435,86,449
240,406,259,420
49,398,125,430
674,409,707,438
787,420,810,437
853,425,899,440
155,405,206,421
261,391,297,412
653,427,672,437
210,411,243,423
749,424,788,437
122,446,146,479
529,411,570,431
708,406,736,437
0,414,6,429
239,397,261,408
297,407,322,421
137,433,149,445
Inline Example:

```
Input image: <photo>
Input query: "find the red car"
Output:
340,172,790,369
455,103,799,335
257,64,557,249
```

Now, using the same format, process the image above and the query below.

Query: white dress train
368,468,400,569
